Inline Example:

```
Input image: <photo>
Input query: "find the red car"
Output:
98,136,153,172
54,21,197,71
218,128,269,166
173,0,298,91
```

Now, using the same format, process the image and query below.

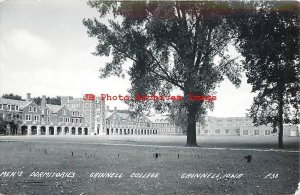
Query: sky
0,0,255,117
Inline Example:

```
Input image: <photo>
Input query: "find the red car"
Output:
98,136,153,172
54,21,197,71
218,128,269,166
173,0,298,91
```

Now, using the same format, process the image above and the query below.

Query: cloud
2,29,55,60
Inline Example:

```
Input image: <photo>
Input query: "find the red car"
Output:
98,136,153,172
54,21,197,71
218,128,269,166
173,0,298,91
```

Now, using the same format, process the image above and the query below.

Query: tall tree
83,1,242,146
2,93,22,100
236,1,300,148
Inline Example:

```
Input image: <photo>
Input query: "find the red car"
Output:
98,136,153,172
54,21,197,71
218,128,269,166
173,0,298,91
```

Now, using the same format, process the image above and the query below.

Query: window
11,105,15,111
25,114,31,121
71,119,74,123
265,130,271,135
34,115,39,121
235,129,240,134
47,117,50,122
16,106,19,110
254,130,259,135
47,109,50,115
225,129,229,134
0,104,2,109
204,130,209,134
63,110,66,115
215,129,220,133
33,107,37,112
29,106,32,112
243,130,248,135
8,105,11,110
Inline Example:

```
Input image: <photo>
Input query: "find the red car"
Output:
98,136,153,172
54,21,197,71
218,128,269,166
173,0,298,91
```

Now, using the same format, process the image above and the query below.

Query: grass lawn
0,135,299,195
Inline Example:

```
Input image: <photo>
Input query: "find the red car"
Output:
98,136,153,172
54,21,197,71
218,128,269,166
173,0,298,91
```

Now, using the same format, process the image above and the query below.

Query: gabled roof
117,112,130,120
105,111,114,119
65,105,80,112
46,104,63,113
146,115,171,123
22,101,41,111
0,98,28,109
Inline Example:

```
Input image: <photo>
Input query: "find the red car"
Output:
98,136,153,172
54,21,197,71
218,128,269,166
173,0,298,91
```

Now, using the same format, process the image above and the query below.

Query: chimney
26,93,31,102
41,95,46,108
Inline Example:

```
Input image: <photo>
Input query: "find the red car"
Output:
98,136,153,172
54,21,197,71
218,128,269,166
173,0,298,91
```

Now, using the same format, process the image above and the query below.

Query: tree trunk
186,104,198,147
278,83,284,148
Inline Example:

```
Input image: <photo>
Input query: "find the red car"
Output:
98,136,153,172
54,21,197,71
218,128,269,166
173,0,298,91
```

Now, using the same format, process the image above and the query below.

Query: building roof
117,112,130,120
46,104,63,113
105,111,114,119
0,98,28,108
66,105,80,112
147,115,170,123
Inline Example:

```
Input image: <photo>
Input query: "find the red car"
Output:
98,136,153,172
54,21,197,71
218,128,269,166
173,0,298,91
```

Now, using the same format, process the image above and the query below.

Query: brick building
196,116,299,136
0,93,90,135
61,95,105,135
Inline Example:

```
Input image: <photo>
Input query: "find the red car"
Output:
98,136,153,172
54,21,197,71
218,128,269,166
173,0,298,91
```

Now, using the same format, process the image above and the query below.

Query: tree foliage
33,96,61,106
236,1,300,148
2,93,22,100
83,1,243,146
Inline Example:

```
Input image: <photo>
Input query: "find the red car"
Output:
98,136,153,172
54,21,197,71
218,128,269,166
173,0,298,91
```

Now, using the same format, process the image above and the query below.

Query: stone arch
65,127,69,135
57,127,62,135
84,128,88,135
71,127,76,135
78,127,82,135
49,126,54,135
41,126,46,135
21,125,27,135
31,126,37,135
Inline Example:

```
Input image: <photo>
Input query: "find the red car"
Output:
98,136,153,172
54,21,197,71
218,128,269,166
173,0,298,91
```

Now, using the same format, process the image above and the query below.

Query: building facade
196,116,299,137
61,95,106,135
1,93,298,137
0,93,93,135
104,107,183,135
105,107,158,135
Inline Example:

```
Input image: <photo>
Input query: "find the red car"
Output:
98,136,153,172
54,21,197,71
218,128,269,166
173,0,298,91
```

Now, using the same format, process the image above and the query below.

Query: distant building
105,106,157,135
104,107,183,135
147,115,183,135
196,116,299,136
0,93,94,135
61,95,105,135
1,93,298,137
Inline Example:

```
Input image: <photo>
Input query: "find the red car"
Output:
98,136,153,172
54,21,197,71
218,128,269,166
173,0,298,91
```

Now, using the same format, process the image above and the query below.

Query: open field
0,135,299,195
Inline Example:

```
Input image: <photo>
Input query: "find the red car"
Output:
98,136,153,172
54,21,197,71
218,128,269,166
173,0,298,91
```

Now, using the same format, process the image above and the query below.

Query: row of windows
28,106,38,112
25,114,39,121
0,104,19,111
203,129,271,135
